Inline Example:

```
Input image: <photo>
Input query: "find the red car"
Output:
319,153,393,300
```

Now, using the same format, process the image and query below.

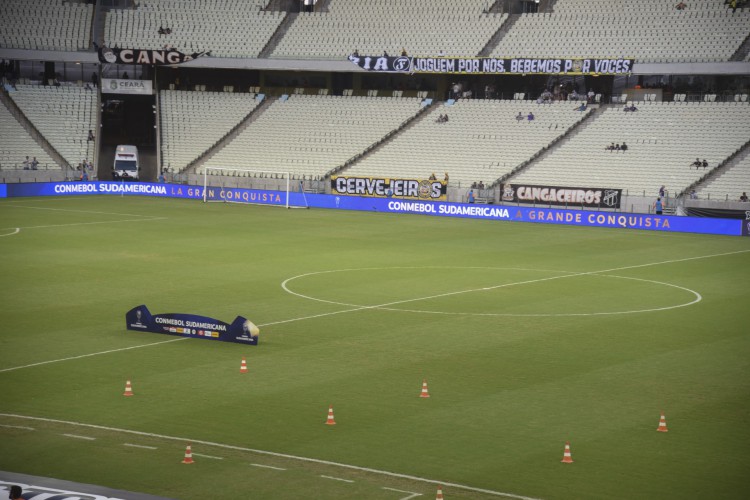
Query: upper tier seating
7,84,97,168
491,0,750,63
270,0,507,59
509,101,750,196
160,90,262,171
200,94,424,177
346,100,590,187
0,103,57,170
105,0,284,58
0,0,93,51
695,154,750,201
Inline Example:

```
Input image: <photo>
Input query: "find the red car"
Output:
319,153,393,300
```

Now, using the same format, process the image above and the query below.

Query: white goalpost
201,167,309,209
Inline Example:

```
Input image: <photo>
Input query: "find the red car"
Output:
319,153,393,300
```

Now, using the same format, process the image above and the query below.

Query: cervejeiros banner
348,54,634,75
101,78,153,95
331,175,447,201
99,47,209,65
502,184,622,209
126,305,259,345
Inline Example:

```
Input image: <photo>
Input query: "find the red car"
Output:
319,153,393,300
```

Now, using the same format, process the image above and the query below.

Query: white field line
192,452,224,460
320,475,355,483
123,443,157,450
0,413,542,500
62,433,95,440
382,486,423,499
0,228,20,237
0,423,34,430
3,203,158,218
0,337,187,373
250,463,286,471
1,217,167,231
273,249,750,326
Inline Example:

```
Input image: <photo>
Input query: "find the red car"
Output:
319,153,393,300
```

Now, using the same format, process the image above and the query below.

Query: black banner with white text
99,47,209,65
502,184,622,209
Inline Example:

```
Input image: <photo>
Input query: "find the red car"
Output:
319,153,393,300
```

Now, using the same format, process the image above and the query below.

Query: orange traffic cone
561,441,574,463
436,485,444,500
419,379,430,398
123,380,134,397
657,411,668,432
182,443,194,464
240,357,248,374
325,405,336,425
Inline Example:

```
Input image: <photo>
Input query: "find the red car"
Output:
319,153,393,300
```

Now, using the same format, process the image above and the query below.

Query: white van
113,145,139,181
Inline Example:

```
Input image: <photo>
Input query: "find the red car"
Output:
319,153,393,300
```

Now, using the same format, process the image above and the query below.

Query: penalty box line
265,248,750,328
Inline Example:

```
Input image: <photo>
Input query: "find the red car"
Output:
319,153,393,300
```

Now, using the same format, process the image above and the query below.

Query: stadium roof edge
1,48,748,76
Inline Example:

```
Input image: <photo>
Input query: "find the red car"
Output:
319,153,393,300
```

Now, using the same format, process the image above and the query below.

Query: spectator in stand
158,171,166,183
22,155,30,170
91,72,98,88
516,112,524,122
692,158,702,169
607,142,616,151
87,129,95,141
574,102,587,111
676,2,687,10
401,48,407,56
31,156,38,170
702,159,708,169
739,192,749,202
587,89,595,102
527,111,535,121
615,143,621,150
468,189,475,203
429,173,437,180
569,89,579,101
654,197,663,215
478,181,485,190
81,169,88,181
620,142,628,151
122,71,129,79
659,185,667,199
690,189,698,199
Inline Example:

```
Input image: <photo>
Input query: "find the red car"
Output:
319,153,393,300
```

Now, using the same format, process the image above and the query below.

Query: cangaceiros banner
126,305,259,345
502,184,622,209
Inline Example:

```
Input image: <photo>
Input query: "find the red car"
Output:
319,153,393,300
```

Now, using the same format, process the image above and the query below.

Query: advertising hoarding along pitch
3,181,742,236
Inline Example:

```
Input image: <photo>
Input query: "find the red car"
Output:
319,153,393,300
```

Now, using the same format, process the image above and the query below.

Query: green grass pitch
1,195,749,499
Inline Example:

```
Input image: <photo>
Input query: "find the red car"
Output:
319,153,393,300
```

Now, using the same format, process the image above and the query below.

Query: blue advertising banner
126,305,259,345
2,181,742,236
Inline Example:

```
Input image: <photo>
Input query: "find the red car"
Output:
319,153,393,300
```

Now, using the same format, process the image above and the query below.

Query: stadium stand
695,152,750,201
104,0,284,58
7,84,97,169
160,90,262,171
0,103,57,171
508,101,750,196
490,0,750,63
270,0,508,59
345,100,591,188
199,94,424,178
0,0,93,51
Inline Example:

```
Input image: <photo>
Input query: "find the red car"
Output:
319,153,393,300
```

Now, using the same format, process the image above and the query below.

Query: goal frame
202,167,307,209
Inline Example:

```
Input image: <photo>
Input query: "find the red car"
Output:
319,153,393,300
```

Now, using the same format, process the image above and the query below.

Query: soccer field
1,195,749,500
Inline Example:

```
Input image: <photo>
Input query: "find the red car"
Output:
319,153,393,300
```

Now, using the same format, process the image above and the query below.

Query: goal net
201,167,309,209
